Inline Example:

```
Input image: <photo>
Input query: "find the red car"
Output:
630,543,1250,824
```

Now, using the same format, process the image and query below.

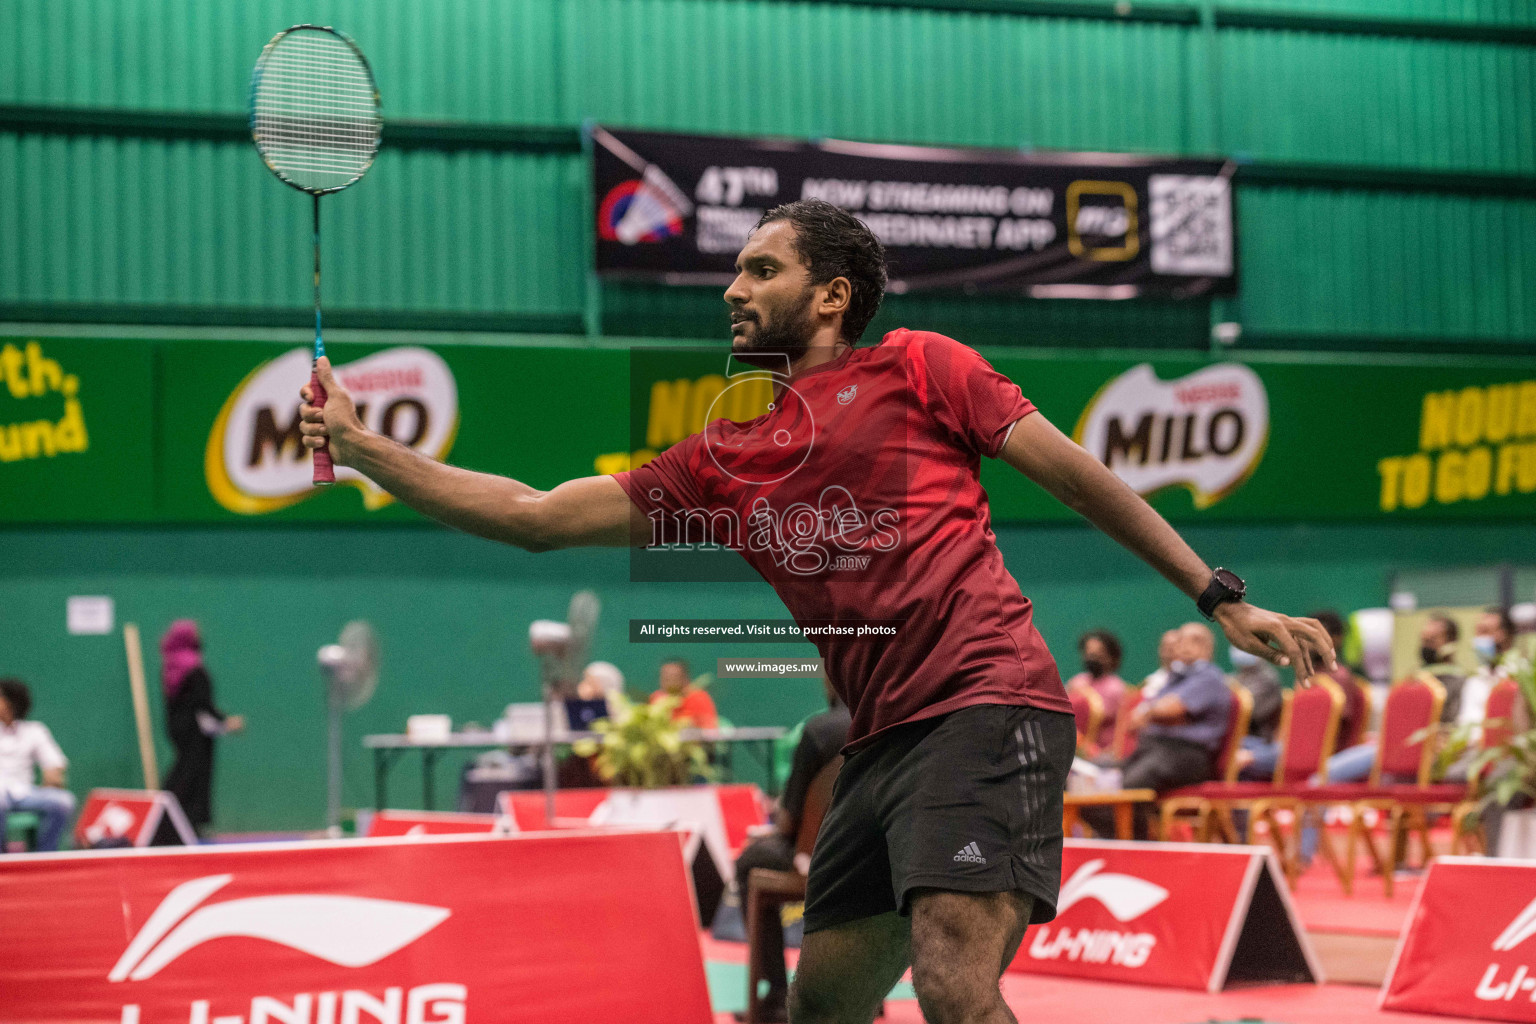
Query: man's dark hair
1428,614,1460,643
1310,610,1346,640
0,678,32,720
754,199,887,344
1077,630,1123,670
662,658,690,676
1487,606,1516,640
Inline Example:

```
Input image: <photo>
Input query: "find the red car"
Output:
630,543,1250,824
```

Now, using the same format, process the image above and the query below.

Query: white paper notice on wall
67,596,115,635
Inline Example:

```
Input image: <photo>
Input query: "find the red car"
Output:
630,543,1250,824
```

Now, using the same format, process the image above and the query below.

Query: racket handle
309,369,335,485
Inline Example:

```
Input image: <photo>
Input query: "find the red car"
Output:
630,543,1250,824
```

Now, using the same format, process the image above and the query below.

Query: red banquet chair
1157,683,1253,842
1227,677,1346,878
1162,678,1343,869
1069,688,1105,754
1335,672,1374,751
1298,673,1447,897
1111,687,1144,761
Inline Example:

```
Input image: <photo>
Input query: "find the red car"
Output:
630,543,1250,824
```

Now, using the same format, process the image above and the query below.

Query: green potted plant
572,678,716,788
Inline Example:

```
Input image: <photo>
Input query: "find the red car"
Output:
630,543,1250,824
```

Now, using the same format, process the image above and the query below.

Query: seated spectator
733,675,850,1023
1459,608,1525,736
1422,614,1466,723
1140,628,1180,700
0,678,76,852
1082,623,1232,840
1066,630,1127,752
574,660,626,720
1230,644,1283,782
650,658,719,730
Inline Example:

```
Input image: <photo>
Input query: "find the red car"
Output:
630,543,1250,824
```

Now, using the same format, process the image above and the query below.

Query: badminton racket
250,25,382,484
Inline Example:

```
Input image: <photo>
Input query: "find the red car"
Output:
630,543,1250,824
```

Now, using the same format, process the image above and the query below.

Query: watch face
1214,568,1245,594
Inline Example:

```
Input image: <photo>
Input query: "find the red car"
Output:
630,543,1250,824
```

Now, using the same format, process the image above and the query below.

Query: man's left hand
1214,603,1336,682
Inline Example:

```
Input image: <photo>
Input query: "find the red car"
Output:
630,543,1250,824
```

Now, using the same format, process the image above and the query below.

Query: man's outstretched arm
999,411,1335,677
299,357,646,552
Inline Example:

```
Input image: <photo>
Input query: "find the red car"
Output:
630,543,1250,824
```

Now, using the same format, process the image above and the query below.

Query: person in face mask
1456,608,1522,733
1066,630,1127,751
1418,615,1466,724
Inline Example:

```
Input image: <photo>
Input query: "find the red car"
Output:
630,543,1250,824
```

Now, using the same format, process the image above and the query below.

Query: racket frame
249,24,382,486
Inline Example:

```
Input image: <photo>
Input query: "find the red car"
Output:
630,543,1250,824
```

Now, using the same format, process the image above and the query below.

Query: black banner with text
591,127,1237,299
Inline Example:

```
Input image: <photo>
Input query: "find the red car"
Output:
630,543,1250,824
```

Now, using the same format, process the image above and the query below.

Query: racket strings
253,29,380,192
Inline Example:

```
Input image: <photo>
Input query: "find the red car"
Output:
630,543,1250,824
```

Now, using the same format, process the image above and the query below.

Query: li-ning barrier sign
591,126,1237,299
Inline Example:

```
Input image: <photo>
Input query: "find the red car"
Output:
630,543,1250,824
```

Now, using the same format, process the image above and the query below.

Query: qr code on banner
1149,175,1233,277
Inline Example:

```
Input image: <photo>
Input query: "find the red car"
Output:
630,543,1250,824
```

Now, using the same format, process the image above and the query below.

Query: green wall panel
1224,0,1536,26
560,1,1193,152
0,134,585,314
1237,187,1536,338
1218,29,1536,172
3,0,1534,346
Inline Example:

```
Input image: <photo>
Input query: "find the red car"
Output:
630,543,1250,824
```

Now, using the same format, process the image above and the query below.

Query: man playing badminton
301,199,1333,1024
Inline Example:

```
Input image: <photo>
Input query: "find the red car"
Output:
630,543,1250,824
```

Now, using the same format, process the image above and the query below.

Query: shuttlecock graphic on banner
206,347,458,514
1073,363,1268,510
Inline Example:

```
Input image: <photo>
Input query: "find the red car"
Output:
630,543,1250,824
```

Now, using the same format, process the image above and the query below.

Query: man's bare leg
787,911,910,1024
908,889,1033,1024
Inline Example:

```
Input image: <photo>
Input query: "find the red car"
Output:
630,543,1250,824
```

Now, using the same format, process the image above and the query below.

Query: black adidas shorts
803,703,1076,934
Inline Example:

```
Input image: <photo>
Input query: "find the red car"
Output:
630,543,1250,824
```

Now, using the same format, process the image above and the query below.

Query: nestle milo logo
205,347,458,514
1073,363,1269,509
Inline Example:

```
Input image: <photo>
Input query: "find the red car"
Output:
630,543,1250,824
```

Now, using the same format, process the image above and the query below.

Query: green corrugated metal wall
1,0,1533,348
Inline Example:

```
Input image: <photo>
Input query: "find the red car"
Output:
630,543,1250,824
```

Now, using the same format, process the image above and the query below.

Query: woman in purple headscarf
160,620,244,833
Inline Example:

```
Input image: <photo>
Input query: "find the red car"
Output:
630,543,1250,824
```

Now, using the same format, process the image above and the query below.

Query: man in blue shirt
1085,623,1233,839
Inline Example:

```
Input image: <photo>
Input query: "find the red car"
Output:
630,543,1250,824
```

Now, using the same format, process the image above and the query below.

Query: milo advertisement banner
2,335,1534,525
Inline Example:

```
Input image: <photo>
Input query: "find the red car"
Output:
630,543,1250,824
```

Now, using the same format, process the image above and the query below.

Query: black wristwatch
1197,568,1247,620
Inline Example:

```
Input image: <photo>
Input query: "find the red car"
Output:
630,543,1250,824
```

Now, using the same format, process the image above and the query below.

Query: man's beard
731,289,816,369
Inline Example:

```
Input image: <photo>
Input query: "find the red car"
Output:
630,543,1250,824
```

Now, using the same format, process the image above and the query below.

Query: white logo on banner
1029,860,1169,969
110,874,450,981
84,803,139,845
1074,363,1268,510
1493,897,1536,952
206,347,458,515
1055,859,1170,921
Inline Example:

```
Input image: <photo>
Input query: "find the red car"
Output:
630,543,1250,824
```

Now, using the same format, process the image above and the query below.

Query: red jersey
615,329,1069,749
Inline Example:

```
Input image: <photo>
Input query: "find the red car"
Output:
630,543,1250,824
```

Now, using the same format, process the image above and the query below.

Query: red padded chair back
1374,674,1445,785
1213,684,1253,783
1483,677,1522,753
1069,689,1103,747
1277,677,1344,784
1337,674,1372,749
1113,688,1144,760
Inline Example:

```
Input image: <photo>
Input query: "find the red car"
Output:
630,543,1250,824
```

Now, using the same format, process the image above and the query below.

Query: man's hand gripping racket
300,358,362,466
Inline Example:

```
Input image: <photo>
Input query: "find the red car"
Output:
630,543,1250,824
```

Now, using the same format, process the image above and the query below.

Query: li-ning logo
109,874,450,981
1054,859,1169,920
836,385,858,405
1028,860,1171,969
953,842,986,865
85,803,140,845
1492,897,1536,952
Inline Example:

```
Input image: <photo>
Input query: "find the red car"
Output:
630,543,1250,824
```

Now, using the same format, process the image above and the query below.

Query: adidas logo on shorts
953,842,986,865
